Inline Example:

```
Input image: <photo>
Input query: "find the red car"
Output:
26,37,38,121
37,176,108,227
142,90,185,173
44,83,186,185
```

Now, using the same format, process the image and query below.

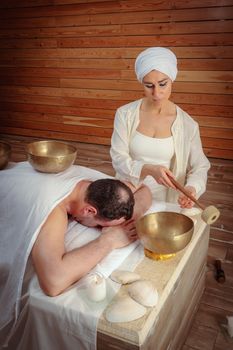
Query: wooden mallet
169,177,220,225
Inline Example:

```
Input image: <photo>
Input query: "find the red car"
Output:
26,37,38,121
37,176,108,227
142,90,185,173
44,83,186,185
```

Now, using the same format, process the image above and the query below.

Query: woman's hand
142,164,176,189
178,186,196,208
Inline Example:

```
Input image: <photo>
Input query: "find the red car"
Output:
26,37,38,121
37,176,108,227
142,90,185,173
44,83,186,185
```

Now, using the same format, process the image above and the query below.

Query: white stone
110,270,141,284
105,295,147,323
128,280,158,307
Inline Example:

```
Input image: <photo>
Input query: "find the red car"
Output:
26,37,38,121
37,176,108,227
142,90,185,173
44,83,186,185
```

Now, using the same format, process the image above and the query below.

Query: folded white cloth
135,47,178,82
0,161,113,344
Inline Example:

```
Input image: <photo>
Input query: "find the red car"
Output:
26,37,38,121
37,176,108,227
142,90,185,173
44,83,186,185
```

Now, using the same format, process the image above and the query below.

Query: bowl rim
136,211,194,222
26,140,77,158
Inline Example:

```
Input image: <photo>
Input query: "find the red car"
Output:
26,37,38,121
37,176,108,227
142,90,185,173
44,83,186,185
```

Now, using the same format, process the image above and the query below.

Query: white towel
0,161,113,343
65,221,141,278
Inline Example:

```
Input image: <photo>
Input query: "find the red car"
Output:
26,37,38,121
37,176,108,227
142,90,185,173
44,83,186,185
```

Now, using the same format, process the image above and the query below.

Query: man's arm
31,206,136,297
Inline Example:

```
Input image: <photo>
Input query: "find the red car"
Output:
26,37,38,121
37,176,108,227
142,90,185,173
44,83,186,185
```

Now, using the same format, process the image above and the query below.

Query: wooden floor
1,134,233,350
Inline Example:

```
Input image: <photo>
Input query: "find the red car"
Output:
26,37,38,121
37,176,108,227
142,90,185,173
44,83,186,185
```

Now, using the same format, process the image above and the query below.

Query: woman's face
142,70,172,105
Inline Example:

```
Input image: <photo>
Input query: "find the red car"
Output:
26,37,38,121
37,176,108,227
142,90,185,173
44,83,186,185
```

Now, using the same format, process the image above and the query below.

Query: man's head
86,178,134,220
77,179,135,227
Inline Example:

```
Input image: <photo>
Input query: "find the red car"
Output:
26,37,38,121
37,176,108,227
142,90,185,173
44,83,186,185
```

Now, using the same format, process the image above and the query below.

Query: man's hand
178,186,196,208
33,211,138,297
101,219,138,250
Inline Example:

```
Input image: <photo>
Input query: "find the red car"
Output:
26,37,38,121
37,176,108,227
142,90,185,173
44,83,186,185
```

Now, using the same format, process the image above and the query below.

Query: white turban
135,47,178,82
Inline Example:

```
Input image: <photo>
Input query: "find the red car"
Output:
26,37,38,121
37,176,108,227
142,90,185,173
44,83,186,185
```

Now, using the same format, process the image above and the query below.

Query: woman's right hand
143,164,176,189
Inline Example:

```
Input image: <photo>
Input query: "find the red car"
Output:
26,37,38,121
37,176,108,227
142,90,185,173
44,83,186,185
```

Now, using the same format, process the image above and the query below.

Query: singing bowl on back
0,142,11,170
136,212,194,255
26,140,77,173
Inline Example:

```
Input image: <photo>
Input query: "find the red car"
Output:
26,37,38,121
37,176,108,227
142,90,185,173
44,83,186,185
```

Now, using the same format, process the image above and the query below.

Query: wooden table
7,212,209,350
97,216,209,350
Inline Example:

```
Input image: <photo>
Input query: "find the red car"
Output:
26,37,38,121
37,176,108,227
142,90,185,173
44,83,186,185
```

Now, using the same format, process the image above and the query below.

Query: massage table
7,206,209,350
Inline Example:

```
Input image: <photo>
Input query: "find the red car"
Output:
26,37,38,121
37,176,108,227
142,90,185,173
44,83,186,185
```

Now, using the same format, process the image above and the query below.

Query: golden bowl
136,212,194,256
0,142,11,170
26,140,77,173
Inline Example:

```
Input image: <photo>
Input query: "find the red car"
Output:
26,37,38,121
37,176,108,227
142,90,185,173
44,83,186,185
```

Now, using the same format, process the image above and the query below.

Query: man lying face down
32,177,151,297
0,162,152,342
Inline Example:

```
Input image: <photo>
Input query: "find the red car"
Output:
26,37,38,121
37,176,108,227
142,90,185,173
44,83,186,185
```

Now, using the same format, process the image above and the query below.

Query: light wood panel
0,0,232,159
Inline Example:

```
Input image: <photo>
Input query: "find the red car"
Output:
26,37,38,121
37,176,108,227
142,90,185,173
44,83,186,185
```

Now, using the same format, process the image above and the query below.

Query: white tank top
130,131,174,167
129,131,175,200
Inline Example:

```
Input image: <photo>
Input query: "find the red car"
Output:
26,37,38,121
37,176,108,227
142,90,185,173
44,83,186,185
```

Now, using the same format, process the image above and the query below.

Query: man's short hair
85,179,134,221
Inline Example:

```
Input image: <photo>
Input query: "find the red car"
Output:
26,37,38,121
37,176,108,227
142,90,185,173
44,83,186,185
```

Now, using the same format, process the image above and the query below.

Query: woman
110,47,210,208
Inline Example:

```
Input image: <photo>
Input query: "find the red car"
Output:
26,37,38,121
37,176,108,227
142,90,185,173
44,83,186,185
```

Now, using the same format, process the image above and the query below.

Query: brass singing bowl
0,141,11,170
136,212,194,255
26,140,77,173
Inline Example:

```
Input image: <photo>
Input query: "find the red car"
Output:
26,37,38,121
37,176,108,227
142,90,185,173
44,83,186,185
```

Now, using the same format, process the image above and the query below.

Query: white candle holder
86,272,106,302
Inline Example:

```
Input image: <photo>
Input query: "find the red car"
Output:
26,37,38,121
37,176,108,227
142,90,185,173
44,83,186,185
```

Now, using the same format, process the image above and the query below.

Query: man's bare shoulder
46,202,67,221
35,203,68,245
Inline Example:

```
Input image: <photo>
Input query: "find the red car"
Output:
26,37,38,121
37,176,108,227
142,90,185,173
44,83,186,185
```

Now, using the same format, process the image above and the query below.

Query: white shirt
110,98,210,202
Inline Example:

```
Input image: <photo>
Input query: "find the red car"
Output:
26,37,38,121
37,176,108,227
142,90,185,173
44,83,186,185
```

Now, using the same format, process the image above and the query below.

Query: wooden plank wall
0,0,232,160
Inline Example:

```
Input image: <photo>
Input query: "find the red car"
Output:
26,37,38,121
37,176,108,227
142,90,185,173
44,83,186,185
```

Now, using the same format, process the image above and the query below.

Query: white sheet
7,221,145,350
0,161,115,345
0,160,182,349
7,201,181,350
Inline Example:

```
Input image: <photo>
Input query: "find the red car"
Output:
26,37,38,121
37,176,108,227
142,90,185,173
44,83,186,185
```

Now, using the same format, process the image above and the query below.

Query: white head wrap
135,47,178,82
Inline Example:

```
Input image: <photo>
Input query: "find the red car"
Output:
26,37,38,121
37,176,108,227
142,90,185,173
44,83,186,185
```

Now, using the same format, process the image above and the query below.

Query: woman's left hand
178,186,196,208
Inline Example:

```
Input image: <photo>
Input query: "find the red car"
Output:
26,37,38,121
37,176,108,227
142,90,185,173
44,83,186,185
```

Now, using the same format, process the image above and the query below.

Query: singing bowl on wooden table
136,212,194,260
0,141,11,170
26,140,77,173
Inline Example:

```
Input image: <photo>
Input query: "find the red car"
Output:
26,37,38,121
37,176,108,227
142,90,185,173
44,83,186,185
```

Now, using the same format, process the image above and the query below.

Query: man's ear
82,205,97,216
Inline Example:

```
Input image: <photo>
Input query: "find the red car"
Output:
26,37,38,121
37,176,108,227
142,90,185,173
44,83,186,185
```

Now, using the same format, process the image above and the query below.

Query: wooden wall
0,0,233,159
